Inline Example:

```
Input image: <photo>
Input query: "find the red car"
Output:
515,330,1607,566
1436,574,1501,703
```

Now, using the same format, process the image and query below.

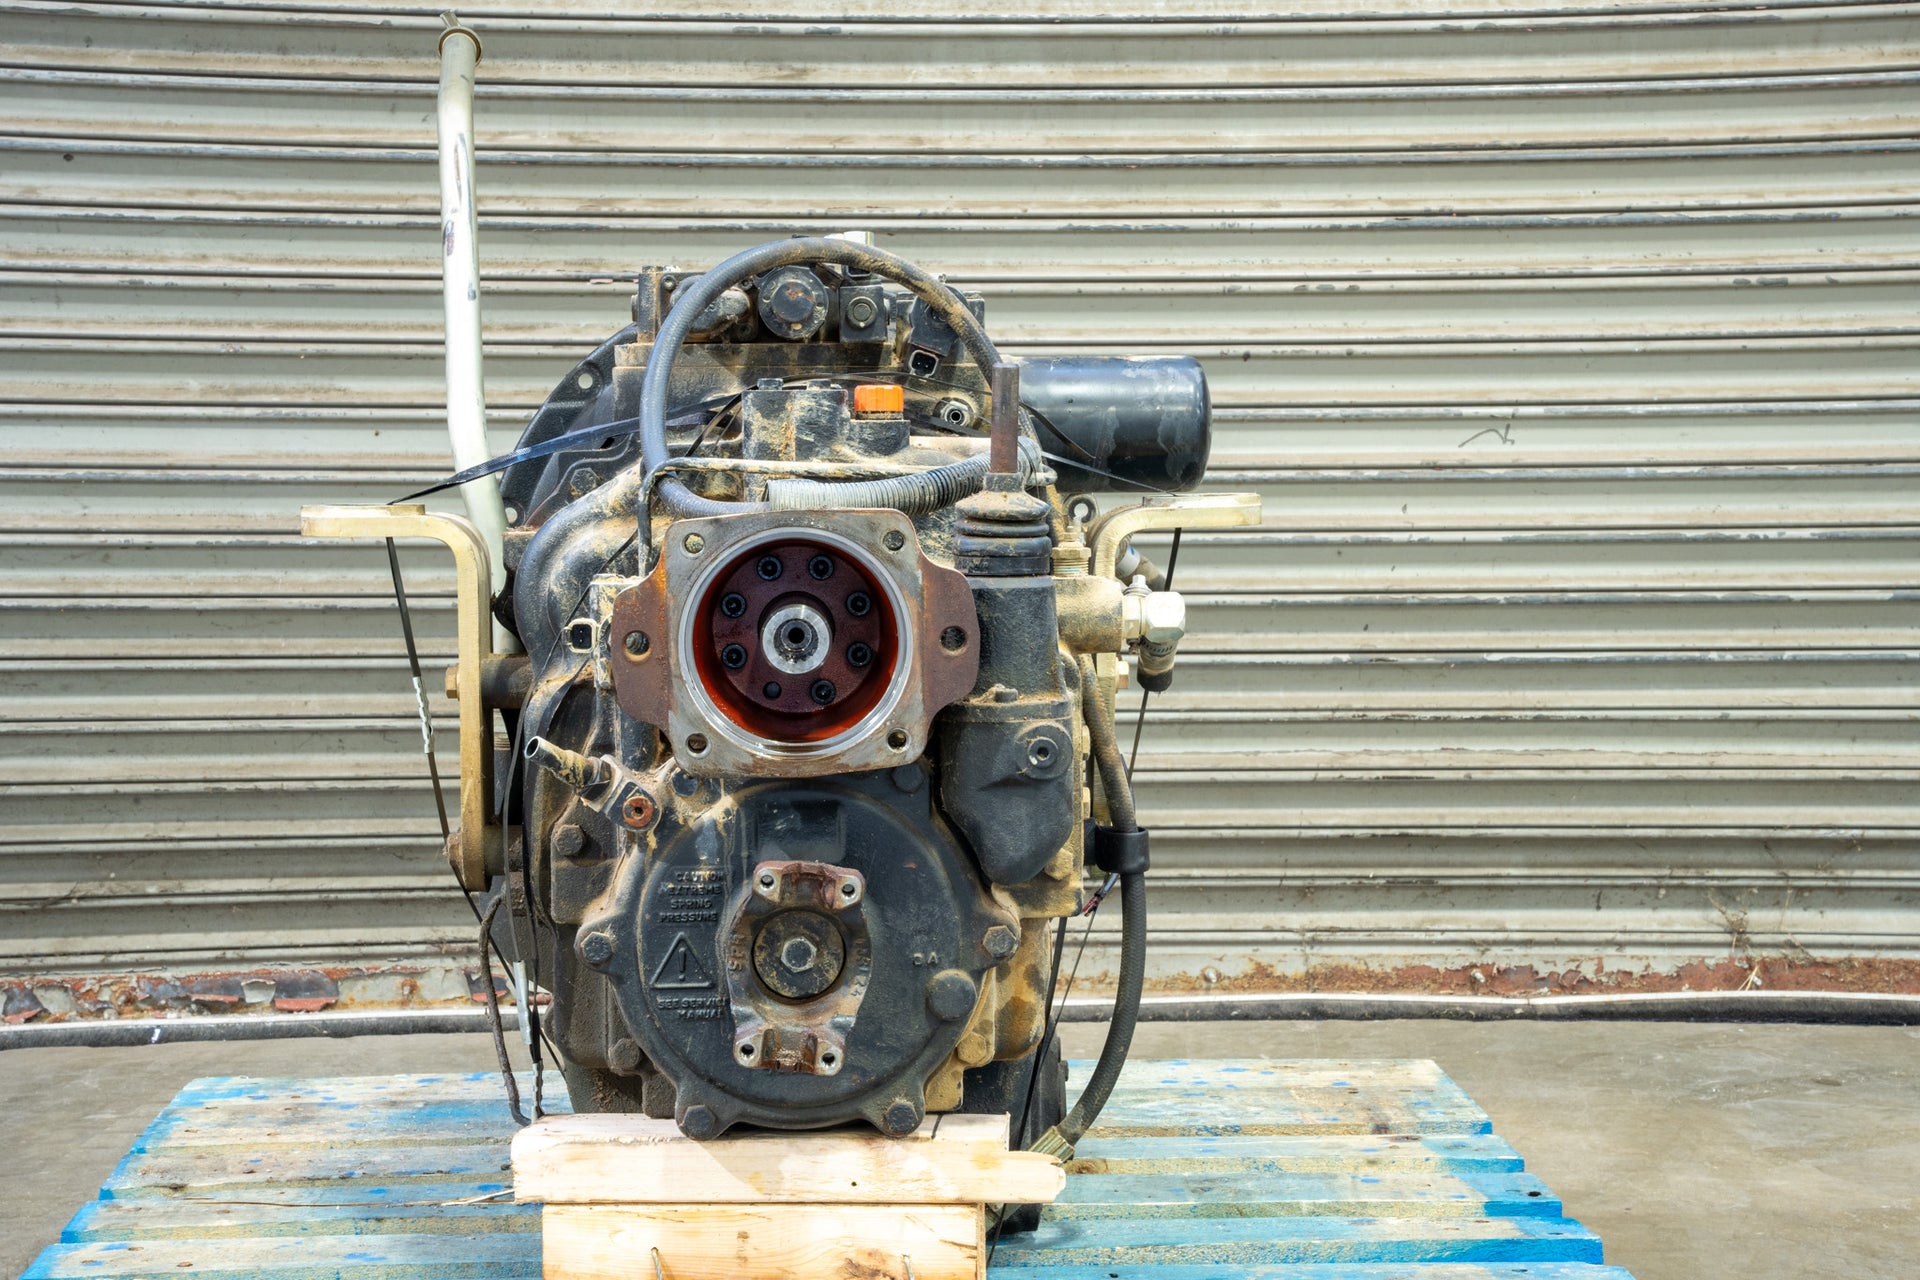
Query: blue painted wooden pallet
21,1059,1634,1279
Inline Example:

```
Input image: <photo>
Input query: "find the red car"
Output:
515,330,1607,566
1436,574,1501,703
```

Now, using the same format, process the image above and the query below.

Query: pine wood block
513,1113,1064,1280
513,1112,1062,1206
542,1203,981,1280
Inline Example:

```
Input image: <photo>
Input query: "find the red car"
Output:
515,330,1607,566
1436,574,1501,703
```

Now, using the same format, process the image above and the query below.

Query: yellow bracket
301,503,497,890
1081,491,1264,742
1085,490,1263,581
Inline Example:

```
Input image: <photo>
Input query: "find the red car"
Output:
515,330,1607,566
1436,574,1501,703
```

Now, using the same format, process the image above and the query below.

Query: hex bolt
884,1099,922,1136
608,1037,644,1073
579,930,614,967
624,630,650,658
682,532,705,555
846,591,872,617
808,554,834,580
679,1105,718,1139
549,822,586,860
757,555,783,581
810,678,836,705
721,643,748,669
925,969,979,1022
720,592,747,618
982,924,1019,962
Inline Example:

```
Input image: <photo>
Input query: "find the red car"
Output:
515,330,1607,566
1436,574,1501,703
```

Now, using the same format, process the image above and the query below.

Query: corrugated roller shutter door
1,1,1916,1005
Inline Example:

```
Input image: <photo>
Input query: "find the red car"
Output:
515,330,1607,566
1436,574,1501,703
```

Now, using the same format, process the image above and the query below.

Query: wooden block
516,1112,1062,1280
542,1203,979,1280
512,1113,1064,1207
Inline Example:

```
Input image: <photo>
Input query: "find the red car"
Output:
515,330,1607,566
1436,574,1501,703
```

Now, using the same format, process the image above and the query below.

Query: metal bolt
624,630,650,658
983,924,1019,961
679,1105,718,1139
608,1037,644,1072
579,930,614,966
846,296,877,327
550,822,586,860
780,936,820,973
926,969,978,1022
940,626,967,653
883,530,906,552
682,532,704,554
884,1099,921,1136
684,733,708,754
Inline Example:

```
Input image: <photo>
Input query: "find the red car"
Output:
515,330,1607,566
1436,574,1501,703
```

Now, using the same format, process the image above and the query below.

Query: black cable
384,538,451,842
1013,916,1070,1149
479,894,531,1127
1126,527,1181,779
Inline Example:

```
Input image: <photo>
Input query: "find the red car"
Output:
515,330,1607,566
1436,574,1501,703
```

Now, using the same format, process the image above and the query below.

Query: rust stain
1080,956,1920,999
8,955,1919,1027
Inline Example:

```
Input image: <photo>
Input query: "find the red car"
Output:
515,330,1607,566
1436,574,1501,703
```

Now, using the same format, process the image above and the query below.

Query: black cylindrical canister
1018,355,1211,493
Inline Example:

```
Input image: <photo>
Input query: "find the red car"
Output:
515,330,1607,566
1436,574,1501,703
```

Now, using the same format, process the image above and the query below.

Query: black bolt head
763,681,782,700
883,1099,921,1136
756,556,783,581
680,1105,719,1139
810,679,836,705
846,591,872,617
846,642,873,668
808,554,834,580
720,592,747,618
721,643,747,670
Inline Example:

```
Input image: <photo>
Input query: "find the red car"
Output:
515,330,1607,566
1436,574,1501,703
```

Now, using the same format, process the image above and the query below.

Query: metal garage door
2,0,1916,1019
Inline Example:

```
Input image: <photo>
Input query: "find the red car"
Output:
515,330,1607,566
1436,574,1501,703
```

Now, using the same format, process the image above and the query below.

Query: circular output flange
689,536,903,745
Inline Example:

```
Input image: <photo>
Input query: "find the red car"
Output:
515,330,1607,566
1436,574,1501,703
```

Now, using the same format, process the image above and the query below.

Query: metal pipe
6,989,1918,1050
1063,989,1920,1026
435,16,508,595
989,360,1021,476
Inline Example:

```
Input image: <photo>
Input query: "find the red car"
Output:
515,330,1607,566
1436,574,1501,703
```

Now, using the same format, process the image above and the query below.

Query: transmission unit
328,236,1258,1169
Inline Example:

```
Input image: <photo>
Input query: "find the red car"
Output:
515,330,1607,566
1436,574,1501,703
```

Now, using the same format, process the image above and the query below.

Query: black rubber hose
638,236,1004,518
1031,658,1150,1158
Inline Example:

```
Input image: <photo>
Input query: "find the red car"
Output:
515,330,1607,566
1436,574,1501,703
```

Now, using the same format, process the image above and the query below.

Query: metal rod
435,14,509,595
7,988,1920,1050
989,360,1020,476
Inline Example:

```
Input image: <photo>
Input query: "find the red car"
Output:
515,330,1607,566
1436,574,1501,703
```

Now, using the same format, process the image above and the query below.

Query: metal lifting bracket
301,503,498,890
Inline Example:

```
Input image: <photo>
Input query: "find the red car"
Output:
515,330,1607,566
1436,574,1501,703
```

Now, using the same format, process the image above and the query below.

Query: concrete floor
3,1019,1915,1279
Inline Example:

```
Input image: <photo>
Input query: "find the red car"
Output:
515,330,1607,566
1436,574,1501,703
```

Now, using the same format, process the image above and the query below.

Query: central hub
763,602,831,675
753,909,846,1000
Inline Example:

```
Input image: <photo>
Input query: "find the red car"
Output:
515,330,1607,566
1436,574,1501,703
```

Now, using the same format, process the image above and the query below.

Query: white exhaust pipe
435,15,508,595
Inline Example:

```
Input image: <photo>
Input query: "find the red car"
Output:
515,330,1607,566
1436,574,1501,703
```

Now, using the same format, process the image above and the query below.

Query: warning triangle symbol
650,933,716,990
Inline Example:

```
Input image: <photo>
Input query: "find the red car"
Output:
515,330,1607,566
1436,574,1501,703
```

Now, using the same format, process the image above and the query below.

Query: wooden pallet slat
20,1059,1637,1280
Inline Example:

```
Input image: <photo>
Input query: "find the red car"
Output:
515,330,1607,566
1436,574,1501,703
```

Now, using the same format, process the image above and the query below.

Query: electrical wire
1125,527,1182,779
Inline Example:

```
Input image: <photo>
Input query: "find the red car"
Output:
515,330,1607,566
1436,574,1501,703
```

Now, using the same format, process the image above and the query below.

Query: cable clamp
1092,824,1150,876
